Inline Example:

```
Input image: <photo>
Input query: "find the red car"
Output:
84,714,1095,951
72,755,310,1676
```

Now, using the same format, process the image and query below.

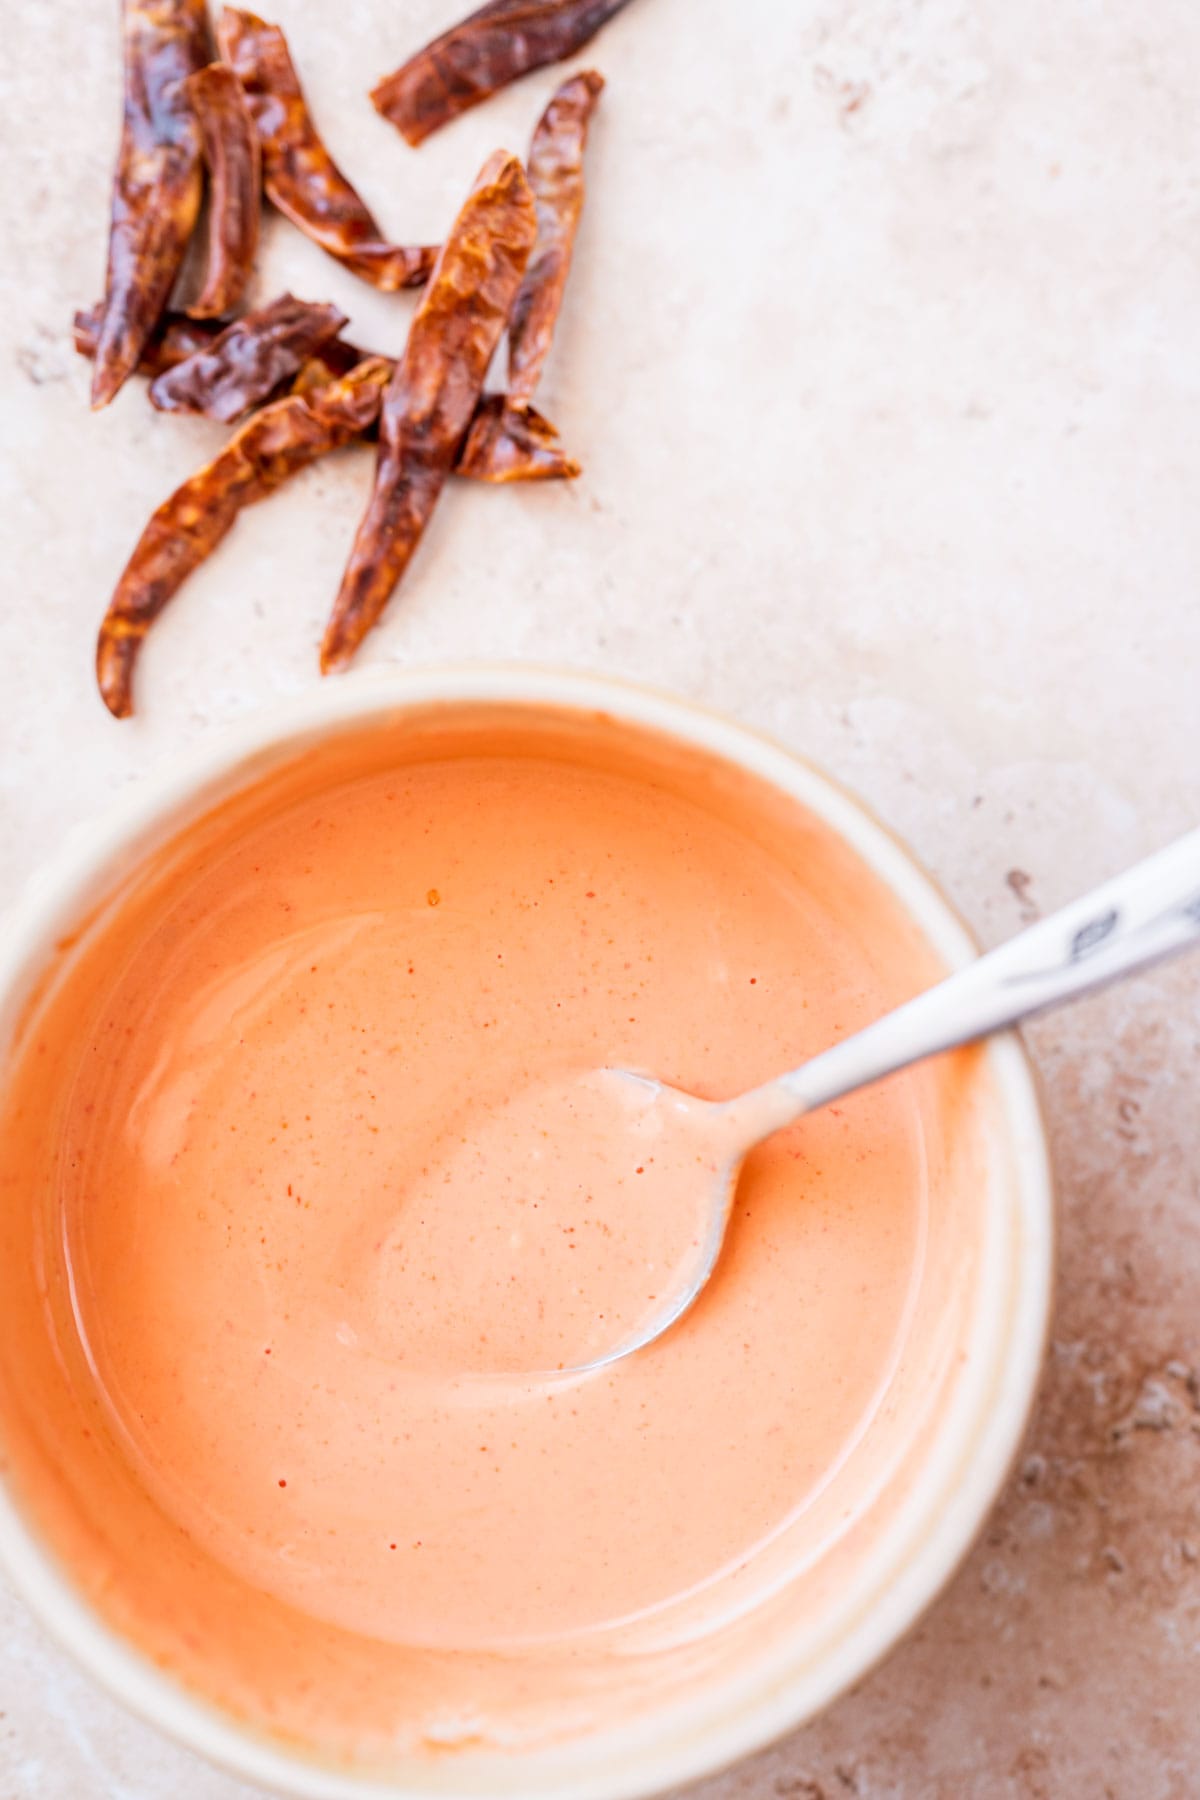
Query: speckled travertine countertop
2,1,1199,1795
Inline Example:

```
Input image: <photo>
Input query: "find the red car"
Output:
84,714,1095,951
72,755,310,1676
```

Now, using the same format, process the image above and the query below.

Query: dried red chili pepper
289,340,372,397
91,0,212,409
76,303,365,389
74,303,222,377
458,71,599,482
456,395,579,481
371,0,629,146
148,293,348,421
217,7,437,291
321,151,537,673
181,62,261,319
96,359,392,719
508,71,601,402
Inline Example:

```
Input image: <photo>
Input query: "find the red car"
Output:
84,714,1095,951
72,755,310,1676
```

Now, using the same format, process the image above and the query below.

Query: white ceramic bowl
0,667,1053,1798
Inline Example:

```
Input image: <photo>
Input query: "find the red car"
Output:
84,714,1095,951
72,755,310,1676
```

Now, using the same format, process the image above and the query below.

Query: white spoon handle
772,828,1200,1118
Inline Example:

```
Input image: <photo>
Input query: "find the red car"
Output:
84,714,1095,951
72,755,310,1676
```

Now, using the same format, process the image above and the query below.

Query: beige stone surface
2,0,1199,1794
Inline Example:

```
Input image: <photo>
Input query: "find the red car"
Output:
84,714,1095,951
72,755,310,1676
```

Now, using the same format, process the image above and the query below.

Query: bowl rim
0,663,1054,1800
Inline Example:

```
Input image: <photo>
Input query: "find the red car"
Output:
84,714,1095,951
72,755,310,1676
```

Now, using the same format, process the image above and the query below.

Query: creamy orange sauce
0,705,995,1763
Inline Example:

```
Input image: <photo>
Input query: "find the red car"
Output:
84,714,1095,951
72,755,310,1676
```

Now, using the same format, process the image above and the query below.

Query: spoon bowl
575,1069,787,1370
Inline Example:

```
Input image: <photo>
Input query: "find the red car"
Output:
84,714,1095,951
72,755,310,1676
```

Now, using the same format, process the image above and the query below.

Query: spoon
576,826,1200,1371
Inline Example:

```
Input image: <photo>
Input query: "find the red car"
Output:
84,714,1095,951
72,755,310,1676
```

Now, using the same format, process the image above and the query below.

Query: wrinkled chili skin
149,294,348,421
289,338,371,396
456,71,599,480
218,7,437,290
456,395,579,481
508,69,602,400
96,456,252,719
92,0,212,408
74,303,222,376
97,359,391,719
371,0,629,146
321,152,537,673
183,62,262,318
77,302,361,387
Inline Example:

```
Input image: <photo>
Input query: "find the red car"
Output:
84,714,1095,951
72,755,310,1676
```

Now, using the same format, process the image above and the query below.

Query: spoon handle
773,828,1200,1117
